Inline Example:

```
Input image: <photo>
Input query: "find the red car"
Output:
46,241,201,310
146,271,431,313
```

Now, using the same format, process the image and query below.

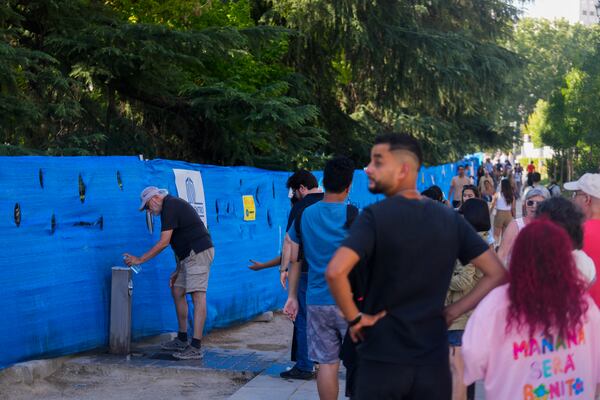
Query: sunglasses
526,200,541,207
572,191,588,199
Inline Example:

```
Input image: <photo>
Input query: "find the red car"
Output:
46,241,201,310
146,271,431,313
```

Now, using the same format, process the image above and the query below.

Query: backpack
547,183,561,197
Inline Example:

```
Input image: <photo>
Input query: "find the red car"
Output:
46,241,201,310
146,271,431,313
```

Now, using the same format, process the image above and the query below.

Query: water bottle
130,264,142,274
123,255,142,274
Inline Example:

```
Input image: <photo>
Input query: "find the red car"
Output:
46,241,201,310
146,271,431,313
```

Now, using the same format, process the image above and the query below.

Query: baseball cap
139,186,168,211
564,173,600,198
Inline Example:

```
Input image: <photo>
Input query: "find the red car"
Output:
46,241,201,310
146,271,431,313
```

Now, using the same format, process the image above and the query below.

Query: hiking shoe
160,337,188,351
279,366,315,380
172,345,203,360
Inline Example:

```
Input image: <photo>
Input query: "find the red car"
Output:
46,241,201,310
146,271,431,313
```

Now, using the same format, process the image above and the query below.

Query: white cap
139,186,168,211
564,173,600,198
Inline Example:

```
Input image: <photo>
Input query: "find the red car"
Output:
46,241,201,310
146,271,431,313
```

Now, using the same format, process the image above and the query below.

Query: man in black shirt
247,170,323,380
124,186,214,360
326,134,506,399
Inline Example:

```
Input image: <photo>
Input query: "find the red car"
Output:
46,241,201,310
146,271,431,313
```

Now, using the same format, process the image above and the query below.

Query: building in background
580,0,600,25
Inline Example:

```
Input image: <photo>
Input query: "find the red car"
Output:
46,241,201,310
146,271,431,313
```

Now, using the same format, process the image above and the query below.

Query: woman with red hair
462,219,600,399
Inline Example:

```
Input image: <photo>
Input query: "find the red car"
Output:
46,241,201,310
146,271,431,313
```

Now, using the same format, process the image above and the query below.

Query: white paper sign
173,169,208,227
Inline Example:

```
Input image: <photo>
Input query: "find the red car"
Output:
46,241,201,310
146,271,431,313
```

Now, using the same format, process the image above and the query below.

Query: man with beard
325,133,506,399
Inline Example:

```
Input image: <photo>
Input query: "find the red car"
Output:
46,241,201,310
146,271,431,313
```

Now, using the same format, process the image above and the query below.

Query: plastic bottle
123,255,142,274
130,264,142,274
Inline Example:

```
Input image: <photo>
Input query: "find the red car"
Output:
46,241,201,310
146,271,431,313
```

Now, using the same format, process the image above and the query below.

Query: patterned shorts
307,305,347,364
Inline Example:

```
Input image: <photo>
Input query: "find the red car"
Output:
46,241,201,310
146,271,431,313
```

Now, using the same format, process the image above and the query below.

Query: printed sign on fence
242,195,256,221
173,169,208,227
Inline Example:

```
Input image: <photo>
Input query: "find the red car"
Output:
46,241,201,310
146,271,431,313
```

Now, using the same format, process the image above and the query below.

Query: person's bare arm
489,192,498,211
444,249,507,326
283,260,301,320
279,233,294,288
248,255,281,271
326,247,386,342
497,221,518,266
448,179,455,202
124,230,172,265
511,199,516,218
282,241,300,320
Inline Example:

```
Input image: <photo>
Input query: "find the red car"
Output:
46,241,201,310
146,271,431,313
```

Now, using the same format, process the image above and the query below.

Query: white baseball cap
564,173,600,198
139,186,168,211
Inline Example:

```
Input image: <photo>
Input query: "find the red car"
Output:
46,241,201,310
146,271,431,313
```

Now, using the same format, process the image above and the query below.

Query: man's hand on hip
349,311,387,342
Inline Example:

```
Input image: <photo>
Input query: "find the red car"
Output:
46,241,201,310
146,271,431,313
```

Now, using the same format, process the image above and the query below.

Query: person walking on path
325,133,506,400
566,173,600,307
514,162,523,198
284,157,357,400
496,188,548,265
523,171,551,199
478,169,494,198
462,219,600,400
447,198,492,400
449,165,472,208
490,178,516,246
535,196,596,285
251,170,322,380
124,186,215,360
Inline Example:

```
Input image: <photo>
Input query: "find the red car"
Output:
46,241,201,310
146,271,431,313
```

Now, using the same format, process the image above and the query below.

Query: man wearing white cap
565,173,600,306
124,186,214,360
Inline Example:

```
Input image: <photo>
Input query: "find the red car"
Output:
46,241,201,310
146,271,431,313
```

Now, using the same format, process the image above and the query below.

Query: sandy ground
203,311,293,354
0,312,293,400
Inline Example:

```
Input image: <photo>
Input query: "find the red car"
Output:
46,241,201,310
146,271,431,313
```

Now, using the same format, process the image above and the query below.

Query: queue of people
124,133,600,400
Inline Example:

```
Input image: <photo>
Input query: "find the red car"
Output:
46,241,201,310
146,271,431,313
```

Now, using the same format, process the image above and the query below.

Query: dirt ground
0,312,293,400
203,311,293,354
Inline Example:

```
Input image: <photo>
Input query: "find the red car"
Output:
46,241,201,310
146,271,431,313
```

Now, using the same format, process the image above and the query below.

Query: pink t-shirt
463,285,600,400
584,220,600,307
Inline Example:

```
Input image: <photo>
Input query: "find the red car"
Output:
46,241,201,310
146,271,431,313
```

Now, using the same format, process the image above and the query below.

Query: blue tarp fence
0,155,478,369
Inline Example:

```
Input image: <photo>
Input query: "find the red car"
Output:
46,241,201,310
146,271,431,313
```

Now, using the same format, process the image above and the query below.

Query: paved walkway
229,363,346,400
229,362,485,400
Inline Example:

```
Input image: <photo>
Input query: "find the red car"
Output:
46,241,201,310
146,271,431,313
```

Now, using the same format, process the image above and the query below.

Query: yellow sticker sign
242,195,256,221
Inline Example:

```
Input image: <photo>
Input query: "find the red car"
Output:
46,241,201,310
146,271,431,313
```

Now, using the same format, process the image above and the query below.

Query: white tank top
496,193,512,211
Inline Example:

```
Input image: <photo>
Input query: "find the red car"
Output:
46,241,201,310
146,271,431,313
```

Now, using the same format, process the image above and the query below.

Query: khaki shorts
494,210,513,231
174,247,214,293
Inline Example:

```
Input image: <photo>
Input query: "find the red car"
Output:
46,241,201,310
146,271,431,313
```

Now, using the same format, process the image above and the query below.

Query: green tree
0,0,325,168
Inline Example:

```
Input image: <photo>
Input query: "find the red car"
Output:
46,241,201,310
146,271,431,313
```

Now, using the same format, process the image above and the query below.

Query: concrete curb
0,332,174,385
0,356,72,385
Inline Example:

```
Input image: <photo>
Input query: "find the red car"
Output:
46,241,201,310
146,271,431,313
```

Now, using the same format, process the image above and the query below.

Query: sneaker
160,337,188,351
172,345,203,360
279,366,315,380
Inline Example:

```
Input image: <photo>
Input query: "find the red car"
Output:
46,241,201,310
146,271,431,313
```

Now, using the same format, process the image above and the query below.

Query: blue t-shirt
288,201,348,305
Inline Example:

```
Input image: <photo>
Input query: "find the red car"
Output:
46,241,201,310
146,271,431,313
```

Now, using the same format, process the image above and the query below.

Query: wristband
279,266,288,273
348,312,363,327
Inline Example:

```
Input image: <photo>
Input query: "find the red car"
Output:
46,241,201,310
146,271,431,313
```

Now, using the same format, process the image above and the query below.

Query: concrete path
229,362,346,400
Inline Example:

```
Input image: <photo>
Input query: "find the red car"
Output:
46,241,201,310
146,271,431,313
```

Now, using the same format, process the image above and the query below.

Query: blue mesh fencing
0,155,477,369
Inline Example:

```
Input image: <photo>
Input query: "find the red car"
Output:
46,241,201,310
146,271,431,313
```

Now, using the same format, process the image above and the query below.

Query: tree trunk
559,150,565,183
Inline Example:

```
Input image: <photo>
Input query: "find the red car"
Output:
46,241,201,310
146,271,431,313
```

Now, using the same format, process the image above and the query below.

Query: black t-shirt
160,195,213,259
286,192,324,272
342,196,489,365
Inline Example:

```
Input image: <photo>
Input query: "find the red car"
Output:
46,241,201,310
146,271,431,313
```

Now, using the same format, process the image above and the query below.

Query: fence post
109,267,132,355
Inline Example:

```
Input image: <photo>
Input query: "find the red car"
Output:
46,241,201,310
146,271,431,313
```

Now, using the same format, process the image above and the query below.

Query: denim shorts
448,330,464,347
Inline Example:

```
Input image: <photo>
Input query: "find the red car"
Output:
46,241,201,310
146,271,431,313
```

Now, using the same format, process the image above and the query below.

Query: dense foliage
514,19,600,181
1,1,526,168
